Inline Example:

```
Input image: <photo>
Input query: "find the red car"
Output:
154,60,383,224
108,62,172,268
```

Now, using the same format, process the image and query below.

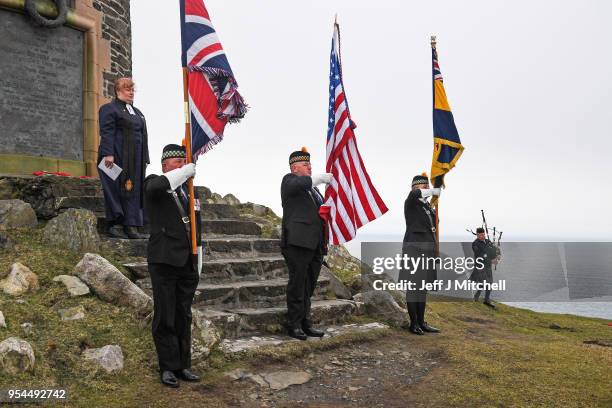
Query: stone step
104,236,280,260
137,275,331,309
204,219,262,236
125,256,288,282
219,322,389,354
201,203,241,220
55,195,105,214
198,299,359,338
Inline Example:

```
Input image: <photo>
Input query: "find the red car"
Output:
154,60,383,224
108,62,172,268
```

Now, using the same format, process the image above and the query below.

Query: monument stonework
0,0,133,176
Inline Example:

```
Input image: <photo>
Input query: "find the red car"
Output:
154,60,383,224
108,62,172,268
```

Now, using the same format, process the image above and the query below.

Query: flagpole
182,67,198,256
431,35,441,252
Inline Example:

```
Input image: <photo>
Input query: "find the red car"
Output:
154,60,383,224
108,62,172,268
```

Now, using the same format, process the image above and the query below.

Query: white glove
311,173,333,186
420,188,441,198
197,246,203,276
164,163,196,190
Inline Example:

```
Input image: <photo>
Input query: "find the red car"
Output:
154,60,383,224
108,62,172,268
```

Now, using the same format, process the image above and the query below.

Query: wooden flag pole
182,67,197,255
431,35,440,254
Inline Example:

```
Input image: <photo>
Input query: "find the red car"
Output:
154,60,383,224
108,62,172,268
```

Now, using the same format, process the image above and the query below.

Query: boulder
223,193,240,206
75,254,152,317
0,200,37,230
42,208,100,253
58,305,86,321
191,309,221,359
362,272,407,310
0,311,6,328
361,290,409,327
82,345,124,374
209,192,227,204
0,263,39,296
320,267,352,299
53,275,90,297
0,337,35,374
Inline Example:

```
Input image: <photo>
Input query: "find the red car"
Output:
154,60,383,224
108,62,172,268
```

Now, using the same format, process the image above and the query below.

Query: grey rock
58,305,86,321
0,311,5,328
82,345,124,374
361,290,409,327
42,208,100,253
191,309,221,359
0,337,35,374
251,203,268,217
21,322,33,336
210,193,227,204
262,370,312,390
0,263,39,296
53,275,90,297
0,200,37,230
75,253,152,317
223,193,240,206
246,373,269,387
225,368,248,380
320,267,352,299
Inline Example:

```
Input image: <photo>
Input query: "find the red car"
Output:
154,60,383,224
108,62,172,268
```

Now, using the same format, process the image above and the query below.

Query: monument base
0,154,88,176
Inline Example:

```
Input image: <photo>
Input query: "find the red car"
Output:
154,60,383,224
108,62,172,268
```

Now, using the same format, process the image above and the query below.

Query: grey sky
131,0,612,245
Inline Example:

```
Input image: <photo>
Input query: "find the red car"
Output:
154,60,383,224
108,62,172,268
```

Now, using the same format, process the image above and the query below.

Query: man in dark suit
144,144,202,388
398,173,442,335
471,227,499,308
98,78,150,239
281,148,333,340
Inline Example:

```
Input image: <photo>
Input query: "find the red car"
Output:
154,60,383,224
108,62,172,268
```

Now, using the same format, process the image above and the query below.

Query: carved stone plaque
0,10,84,161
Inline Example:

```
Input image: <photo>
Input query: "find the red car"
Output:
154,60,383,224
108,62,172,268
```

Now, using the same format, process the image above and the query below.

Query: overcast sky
130,0,612,246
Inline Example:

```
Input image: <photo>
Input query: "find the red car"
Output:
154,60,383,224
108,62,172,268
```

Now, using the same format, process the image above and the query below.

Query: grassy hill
0,228,610,407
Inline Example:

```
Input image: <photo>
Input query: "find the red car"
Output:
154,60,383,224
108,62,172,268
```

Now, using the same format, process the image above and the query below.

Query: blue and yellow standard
430,36,464,208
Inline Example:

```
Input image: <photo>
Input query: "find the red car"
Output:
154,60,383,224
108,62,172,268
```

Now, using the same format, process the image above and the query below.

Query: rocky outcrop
75,254,152,317
0,337,35,374
360,290,409,327
82,345,124,374
0,263,39,296
43,208,100,253
320,267,352,299
0,199,37,230
53,275,90,297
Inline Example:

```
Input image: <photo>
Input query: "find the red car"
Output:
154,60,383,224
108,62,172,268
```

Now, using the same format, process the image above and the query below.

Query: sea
344,234,612,321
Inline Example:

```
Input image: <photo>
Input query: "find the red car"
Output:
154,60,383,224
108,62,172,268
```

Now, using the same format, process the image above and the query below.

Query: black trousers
406,291,427,328
148,260,198,372
281,244,323,329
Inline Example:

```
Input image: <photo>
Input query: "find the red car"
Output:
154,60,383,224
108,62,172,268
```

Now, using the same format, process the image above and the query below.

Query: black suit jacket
402,189,437,244
144,174,202,267
280,173,324,250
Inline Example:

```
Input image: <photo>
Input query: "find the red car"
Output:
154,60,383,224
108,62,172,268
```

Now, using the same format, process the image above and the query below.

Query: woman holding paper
97,77,150,239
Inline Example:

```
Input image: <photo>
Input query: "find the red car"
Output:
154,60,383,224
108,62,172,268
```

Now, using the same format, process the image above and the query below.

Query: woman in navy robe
97,78,149,239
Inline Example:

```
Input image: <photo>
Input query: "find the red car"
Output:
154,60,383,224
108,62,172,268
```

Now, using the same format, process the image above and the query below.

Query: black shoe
124,226,147,239
108,224,128,239
302,326,325,337
402,323,424,335
421,322,441,333
288,327,308,340
484,301,496,309
161,370,179,388
175,369,200,382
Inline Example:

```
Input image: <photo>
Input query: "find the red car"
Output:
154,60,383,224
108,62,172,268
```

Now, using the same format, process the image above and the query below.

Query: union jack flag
179,0,247,160
323,23,388,245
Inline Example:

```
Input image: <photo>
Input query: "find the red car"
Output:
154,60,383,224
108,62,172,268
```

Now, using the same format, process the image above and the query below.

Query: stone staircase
104,202,361,340
1,175,382,350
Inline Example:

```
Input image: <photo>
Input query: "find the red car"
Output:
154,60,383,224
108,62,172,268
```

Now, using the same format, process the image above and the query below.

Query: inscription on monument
0,11,84,161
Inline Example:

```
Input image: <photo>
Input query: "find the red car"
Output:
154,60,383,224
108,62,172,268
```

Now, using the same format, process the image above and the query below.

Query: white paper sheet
98,160,123,181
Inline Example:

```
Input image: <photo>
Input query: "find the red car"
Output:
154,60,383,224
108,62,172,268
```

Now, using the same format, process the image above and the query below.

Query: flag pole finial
431,35,437,48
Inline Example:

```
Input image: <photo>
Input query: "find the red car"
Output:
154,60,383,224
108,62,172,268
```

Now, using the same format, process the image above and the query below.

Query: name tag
126,104,135,115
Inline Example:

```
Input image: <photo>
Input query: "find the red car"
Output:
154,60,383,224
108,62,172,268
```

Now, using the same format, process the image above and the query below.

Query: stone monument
0,0,132,176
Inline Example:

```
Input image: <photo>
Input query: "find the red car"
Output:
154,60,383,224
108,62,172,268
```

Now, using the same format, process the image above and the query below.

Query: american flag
324,23,388,245
179,0,247,161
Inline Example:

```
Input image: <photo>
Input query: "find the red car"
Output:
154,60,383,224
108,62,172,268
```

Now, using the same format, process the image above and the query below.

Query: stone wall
93,0,132,99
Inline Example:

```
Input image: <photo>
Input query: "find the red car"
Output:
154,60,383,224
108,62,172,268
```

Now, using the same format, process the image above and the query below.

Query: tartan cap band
289,155,311,165
161,144,186,161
